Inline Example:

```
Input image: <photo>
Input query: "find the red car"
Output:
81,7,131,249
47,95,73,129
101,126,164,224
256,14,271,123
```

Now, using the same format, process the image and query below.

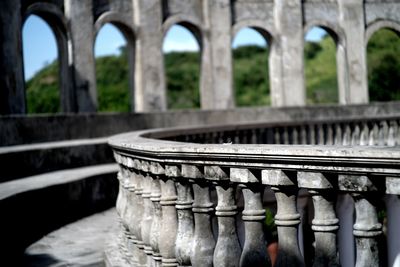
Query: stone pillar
271,0,305,107
133,0,166,111
0,0,26,114
298,172,340,267
338,0,368,104
262,170,305,267
65,0,97,112
339,175,383,267
230,168,269,267
213,183,241,267
203,0,234,109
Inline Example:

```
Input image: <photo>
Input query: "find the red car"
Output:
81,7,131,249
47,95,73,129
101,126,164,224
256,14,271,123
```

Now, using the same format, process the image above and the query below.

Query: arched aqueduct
1,0,400,114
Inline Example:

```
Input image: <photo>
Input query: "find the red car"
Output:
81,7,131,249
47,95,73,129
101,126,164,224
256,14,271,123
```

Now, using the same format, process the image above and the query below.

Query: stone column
0,0,26,114
213,182,241,267
65,0,97,112
298,172,340,267
203,0,234,109
262,170,305,267
231,168,269,267
132,0,166,111
160,165,179,267
271,0,305,107
339,175,383,267
338,0,368,104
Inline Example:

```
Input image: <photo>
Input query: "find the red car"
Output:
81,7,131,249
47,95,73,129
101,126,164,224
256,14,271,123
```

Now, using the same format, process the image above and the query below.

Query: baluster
292,127,299,145
326,124,334,145
132,159,148,267
234,130,240,144
125,166,141,266
339,175,383,267
298,172,339,267
309,124,316,145
360,122,369,146
187,165,215,267
378,121,389,146
231,168,270,267
351,124,361,145
159,165,179,267
388,120,398,146
274,128,281,144
283,127,289,144
300,125,307,144
205,166,241,267
334,124,342,145
150,162,164,267
170,166,194,266
317,124,324,145
140,161,155,266
262,170,305,267
369,123,379,146
343,124,351,145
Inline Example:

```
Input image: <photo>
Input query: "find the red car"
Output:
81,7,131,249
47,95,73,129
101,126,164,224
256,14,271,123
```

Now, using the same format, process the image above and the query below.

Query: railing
108,115,400,267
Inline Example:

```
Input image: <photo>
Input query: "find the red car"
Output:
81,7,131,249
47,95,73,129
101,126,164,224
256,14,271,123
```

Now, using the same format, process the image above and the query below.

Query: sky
23,15,326,80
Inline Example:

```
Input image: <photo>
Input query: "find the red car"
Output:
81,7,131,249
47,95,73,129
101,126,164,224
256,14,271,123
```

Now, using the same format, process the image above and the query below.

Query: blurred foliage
367,29,400,102
25,29,400,113
26,61,60,114
304,35,339,104
233,45,270,107
164,51,201,109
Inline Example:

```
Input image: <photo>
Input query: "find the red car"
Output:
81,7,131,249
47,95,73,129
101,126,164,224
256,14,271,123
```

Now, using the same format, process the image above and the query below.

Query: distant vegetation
25,29,400,113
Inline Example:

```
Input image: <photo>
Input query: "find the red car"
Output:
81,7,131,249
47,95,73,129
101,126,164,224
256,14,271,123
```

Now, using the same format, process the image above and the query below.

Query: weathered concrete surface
23,208,118,267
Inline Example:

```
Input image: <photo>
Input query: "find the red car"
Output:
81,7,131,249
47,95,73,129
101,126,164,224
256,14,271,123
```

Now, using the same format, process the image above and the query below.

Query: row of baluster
113,153,396,267
174,119,400,146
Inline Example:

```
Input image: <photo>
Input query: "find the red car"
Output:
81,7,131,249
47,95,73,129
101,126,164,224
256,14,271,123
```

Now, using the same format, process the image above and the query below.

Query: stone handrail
108,116,400,267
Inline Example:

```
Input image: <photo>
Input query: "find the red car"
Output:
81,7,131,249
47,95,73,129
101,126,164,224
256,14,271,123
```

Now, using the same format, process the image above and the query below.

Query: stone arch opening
366,26,400,102
22,4,73,113
304,26,339,105
163,23,201,109
94,21,135,112
232,27,271,107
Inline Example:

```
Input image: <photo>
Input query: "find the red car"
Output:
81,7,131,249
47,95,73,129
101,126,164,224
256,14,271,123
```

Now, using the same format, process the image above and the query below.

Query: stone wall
1,0,400,114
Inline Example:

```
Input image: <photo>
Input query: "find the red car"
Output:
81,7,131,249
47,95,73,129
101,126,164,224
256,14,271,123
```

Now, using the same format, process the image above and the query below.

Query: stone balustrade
109,115,400,267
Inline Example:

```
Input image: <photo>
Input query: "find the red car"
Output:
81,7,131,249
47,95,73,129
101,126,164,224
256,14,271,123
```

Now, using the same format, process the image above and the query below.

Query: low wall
2,102,400,146
0,166,118,265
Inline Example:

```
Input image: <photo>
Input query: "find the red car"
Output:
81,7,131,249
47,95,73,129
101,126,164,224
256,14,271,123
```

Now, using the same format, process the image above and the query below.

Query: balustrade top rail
109,115,400,178
109,115,400,267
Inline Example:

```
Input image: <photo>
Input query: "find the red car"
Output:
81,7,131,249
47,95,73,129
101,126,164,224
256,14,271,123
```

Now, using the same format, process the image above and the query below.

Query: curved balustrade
109,116,400,267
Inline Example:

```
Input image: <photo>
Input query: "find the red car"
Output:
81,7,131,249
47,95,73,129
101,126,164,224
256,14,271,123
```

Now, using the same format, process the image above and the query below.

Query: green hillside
25,29,400,113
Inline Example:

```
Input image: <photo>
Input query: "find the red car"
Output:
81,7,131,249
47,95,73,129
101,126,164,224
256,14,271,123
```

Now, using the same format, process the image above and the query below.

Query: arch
304,22,349,104
94,14,136,112
163,23,202,109
366,25,400,102
232,26,272,107
162,15,203,49
232,20,276,44
23,3,75,112
303,25,341,105
304,21,345,46
365,19,400,44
